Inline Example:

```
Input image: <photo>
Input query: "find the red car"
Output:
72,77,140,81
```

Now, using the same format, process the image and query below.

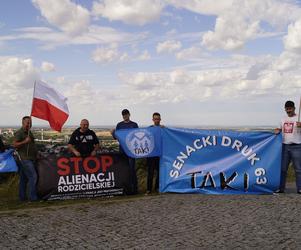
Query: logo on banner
125,129,155,157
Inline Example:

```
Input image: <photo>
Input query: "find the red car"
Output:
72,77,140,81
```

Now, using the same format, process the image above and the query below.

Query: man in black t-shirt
68,119,99,157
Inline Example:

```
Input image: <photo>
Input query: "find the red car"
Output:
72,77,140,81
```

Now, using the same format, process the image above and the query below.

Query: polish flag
31,80,69,132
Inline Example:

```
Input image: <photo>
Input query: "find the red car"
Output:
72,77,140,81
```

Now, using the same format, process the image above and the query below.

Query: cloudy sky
1,0,301,127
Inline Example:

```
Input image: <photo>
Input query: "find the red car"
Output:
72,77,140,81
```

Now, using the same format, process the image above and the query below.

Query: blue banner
160,128,282,194
115,126,162,158
0,149,18,173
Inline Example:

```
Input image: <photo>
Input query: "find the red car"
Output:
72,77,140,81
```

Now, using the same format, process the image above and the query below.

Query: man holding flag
275,100,301,193
146,112,163,195
111,109,139,194
13,80,69,201
13,116,38,201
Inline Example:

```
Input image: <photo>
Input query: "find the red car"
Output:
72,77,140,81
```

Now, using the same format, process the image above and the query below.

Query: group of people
110,109,163,195
11,109,162,201
4,100,301,201
66,109,162,195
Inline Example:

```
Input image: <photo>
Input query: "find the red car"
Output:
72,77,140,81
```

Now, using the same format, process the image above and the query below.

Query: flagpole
27,81,36,156
298,96,301,122
30,80,37,115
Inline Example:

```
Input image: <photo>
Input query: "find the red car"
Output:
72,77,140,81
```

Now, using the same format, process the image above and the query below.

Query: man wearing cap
111,109,139,194
275,100,301,193
68,119,100,158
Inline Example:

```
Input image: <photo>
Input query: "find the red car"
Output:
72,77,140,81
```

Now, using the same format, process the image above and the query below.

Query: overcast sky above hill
0,0,301,127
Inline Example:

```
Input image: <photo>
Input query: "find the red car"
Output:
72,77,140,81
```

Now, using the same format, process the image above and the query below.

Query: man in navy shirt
112,109,139,194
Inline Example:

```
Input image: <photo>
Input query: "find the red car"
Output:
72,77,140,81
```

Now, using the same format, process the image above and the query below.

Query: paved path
0,184,301,249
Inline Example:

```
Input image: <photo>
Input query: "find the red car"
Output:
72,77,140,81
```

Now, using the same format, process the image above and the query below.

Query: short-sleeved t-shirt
280,115,301,144
115,121,138,153
14,127,37,161
116,121,138,130
68,128,99,157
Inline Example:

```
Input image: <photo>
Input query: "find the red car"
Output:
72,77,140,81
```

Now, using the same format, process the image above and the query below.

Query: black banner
36,153,131,200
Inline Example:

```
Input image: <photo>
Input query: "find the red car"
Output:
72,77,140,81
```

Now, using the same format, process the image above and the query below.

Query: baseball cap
121,109,130,115
284,101,295,108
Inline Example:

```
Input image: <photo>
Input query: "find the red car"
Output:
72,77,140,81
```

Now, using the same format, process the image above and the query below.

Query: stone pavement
0,183,301,249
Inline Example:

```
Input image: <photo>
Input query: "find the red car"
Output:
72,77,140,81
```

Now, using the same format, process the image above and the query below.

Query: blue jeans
19,160,38,201
279,144,301,192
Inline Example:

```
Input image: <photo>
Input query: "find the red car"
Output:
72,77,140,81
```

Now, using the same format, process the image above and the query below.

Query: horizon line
0,124,276,128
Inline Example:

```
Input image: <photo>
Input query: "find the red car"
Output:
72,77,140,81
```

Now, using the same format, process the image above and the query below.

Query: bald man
68,119,99,157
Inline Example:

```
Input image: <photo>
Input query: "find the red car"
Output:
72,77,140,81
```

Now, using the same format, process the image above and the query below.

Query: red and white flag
31,80,69,132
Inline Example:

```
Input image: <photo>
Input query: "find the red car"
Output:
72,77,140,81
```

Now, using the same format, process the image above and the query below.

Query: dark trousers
128,157,138,194
279,144,301,192
147,157,159,192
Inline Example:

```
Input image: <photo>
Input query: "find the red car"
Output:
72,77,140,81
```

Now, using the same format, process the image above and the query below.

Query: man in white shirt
275,100,301,193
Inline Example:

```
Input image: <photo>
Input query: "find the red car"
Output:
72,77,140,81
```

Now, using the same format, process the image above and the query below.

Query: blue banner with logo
160,128,282,194
0,149,18,173
115,126,162,158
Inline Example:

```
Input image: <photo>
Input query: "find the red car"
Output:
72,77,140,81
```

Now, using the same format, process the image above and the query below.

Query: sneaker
274,189,284,194
297,190,301,194
145,190,151,195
